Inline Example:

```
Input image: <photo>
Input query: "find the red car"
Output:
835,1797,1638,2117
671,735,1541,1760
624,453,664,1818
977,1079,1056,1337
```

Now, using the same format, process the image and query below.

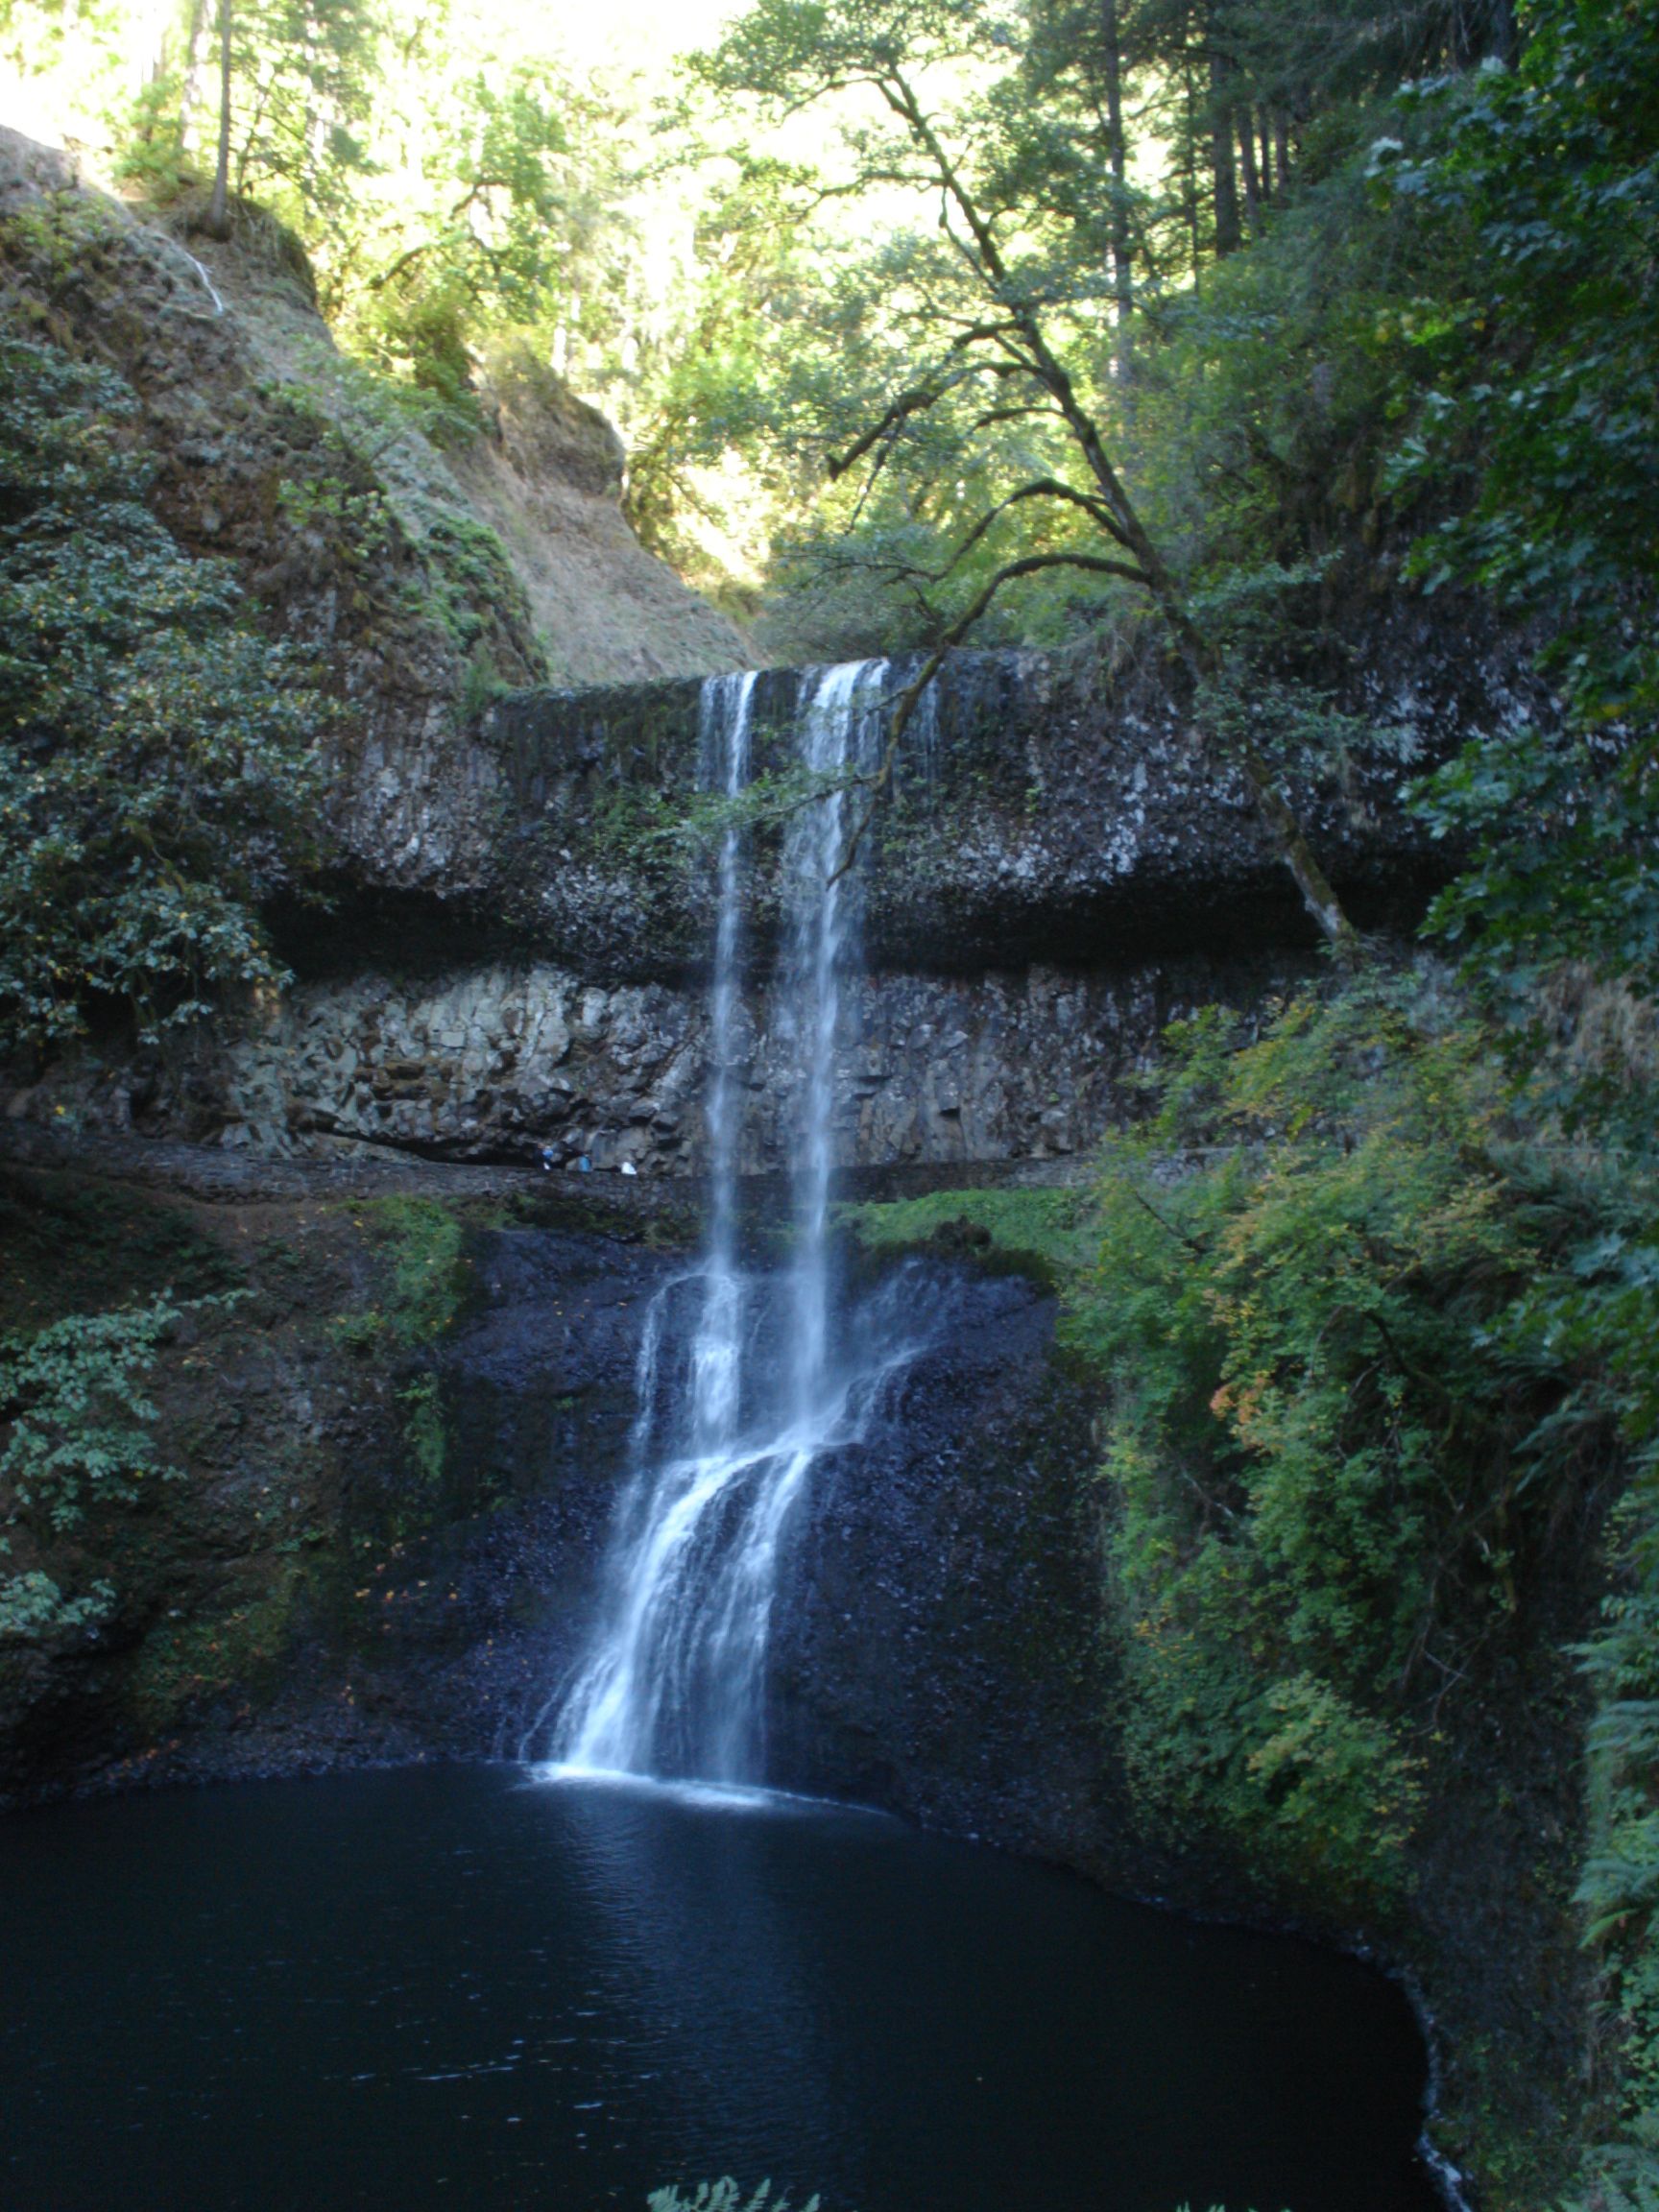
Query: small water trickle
156,234,228,319
541,660,921,1787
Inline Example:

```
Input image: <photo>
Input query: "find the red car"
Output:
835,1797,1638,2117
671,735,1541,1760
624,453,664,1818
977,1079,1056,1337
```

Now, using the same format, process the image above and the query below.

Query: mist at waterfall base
0,665,1440,2210
0,1764,1441,2212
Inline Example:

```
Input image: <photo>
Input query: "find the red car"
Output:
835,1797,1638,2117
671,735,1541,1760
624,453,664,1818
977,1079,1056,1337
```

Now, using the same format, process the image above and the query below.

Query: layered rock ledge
10,624,1546,1173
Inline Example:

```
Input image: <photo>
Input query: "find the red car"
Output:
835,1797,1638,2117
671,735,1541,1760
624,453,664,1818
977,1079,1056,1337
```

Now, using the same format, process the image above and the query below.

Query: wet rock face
402,1225,689,1755
434,1238,1112,1853
766,1265,1115,1860
21,621,1524,1166
204,949,1298,1170
483,623,1545,979
128,1229,1107,1820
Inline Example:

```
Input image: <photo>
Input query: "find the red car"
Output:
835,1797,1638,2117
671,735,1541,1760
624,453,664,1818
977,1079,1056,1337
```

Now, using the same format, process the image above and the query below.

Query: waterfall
542,660,916,1788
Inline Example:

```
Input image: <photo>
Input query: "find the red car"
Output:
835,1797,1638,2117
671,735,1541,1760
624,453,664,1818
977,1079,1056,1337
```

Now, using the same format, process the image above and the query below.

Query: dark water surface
0,1764,1440,2212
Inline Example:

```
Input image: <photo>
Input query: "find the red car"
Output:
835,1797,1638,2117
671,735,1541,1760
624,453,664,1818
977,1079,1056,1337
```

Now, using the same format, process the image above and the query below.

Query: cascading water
543,660,919,1787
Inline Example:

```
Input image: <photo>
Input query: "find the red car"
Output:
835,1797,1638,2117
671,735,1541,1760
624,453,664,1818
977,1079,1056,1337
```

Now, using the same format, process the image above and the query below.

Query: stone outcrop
0,1163,1104,1827
483,630,1539,979
207,950,1296,1171
11,621,1544,1173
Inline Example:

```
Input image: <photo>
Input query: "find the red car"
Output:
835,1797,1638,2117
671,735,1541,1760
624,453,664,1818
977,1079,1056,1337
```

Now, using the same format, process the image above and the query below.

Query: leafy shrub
0,332,325,1055
1068,978,1601,1908
0,1567,113,1641
1,1298,183,1528
840,1184,1093,1284
0,1295,191,1640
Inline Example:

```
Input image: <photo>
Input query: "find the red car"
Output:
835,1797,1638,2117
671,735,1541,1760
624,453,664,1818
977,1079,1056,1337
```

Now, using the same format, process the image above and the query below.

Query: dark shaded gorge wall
438,1233,1123,1882
0,1193,1110,1843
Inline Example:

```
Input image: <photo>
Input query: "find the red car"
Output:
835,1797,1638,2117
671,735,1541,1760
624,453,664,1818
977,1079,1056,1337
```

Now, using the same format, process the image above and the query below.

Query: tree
169,0,382,248
697,0,1358,950
204,0,232,240
342,57,632,399
1381,0,1659,1111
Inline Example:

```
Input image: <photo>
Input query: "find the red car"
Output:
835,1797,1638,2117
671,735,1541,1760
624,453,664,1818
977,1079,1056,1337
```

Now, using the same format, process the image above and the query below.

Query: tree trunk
1184,61,1203,283
1274,111,1291,201
1101,0,1133,329
1210,55,1241,256
204,0,232,240
1238,108,1262,233
178,0,209,149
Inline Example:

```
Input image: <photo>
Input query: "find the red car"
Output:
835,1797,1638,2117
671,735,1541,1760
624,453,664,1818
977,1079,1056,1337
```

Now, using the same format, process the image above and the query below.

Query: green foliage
685,1,1142,652
669,0,1523,655
330,1198,466,1486
423,514,525,664
376,1198,465,1344
0,1297,181,1529
397,1373,445,1487
1385,3,1659,733
238,356,544,703
1379,0,1659,1151
0,1294,190,1642
220,0,383,238
337,58,610,382
336,1196,467,1351
1063,972,1659,2182
275,470,397,574
0,332,325,1054
1062,981,1605,1908
1543,1208,1659,2200
841,1184,1095,1285
1575,1481,1659,2203
0,1566,113,1642
1363,25,1659,2167
1120,148,1459,592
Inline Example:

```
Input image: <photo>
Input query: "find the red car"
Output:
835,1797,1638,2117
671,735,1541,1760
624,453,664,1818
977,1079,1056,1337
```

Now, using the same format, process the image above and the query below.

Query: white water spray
543,660,917,1786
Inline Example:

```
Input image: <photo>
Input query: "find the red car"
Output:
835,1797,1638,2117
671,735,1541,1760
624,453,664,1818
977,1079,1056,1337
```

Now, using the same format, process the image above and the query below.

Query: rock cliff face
14,629,1543,1175
0,1156,1101,1829
212,950,1296,1172
478,636,1512,977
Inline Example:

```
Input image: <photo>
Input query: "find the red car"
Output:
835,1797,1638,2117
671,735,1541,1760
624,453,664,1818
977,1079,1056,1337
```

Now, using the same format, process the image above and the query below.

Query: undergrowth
0,1293,229,1640
837,1182,1094,1286
332,1196,471,1493
333,1195,469,1352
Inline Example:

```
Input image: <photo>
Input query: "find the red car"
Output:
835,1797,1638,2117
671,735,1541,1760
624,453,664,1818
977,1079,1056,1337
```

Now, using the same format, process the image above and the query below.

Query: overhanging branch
830,550,1148,882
